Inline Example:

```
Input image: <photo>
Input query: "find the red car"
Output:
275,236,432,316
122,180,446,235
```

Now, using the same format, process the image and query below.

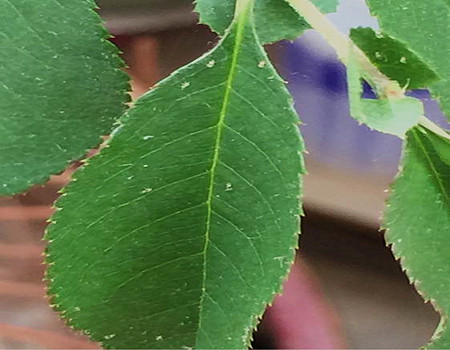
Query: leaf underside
195,0,338,44
350,27,440,90
46,6,304,349
385,127,450,348
364,0,450,119
346,47,423,137
0,0,129,195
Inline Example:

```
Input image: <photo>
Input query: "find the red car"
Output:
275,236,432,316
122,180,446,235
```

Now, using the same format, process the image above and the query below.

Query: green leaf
254,0,308,43
195,0,235,35
46,3,304,349
195,0,338,44
347,47,423,137
364,0,450,119
0,0,129,195
385,127,450,348
350,27,440,90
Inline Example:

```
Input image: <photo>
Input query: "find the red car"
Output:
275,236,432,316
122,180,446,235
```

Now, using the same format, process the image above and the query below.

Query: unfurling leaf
0,0,129,195
385,127,450,348
364,0,450,118
195,0,338,44
46,2,304,349
346,47,423,137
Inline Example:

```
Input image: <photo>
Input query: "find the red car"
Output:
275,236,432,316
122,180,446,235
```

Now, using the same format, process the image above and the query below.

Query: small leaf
195,0,338,44
364,0,450,118
350,27,440,90
194,0,235,36
254,0,307,43
347,47,423,137
385,127,450,348
46,3,304,349
0,0,129,195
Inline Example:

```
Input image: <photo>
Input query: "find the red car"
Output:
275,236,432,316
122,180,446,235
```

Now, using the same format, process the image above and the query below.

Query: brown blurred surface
0,171,99,349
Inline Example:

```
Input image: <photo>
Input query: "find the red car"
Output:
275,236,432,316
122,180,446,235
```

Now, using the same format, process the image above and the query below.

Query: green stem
419,117,450,141
235,0,253,18
286,0,393,94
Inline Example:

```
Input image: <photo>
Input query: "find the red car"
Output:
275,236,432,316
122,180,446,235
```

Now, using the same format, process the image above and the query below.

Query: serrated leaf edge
0,0,130,197
382,127,448,348
45,5,305,348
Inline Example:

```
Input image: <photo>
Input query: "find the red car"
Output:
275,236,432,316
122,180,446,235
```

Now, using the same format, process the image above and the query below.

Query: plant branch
286,0,394,94
235,0,253,17
286,0,450,140
419,117,450,140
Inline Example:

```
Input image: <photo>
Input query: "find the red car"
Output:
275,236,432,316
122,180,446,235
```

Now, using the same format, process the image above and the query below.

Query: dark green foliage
365,0,450,118
385,128,450,348
0,0,129,195
351,27,440,90
195,0,338,43
46,4,304,348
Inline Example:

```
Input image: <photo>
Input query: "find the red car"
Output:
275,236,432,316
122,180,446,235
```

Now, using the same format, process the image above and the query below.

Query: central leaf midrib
195,5,249,345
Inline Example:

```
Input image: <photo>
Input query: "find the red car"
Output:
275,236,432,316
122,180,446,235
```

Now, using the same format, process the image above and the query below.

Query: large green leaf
0,0,129,195
350,27,440,90
195,0,338,44
385,127,450,348
346,47,423,137
46,2,304,349
364,0,450,118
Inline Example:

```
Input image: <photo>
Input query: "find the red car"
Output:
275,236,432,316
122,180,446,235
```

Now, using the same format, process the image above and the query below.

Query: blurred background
1,0,447,348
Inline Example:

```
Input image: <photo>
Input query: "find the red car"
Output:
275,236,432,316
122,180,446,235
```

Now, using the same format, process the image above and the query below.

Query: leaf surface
46,3,304,349
385,127,450,348
0,0,129,195
195,0,338,43
347,48,423,137
364,0,450,118
350,27,440,90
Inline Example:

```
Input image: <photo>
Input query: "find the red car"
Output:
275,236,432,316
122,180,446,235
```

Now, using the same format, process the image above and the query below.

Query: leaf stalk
235,0,254,17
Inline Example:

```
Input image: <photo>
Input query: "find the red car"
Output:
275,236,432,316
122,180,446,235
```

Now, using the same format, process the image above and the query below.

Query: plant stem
235,0,253,17
286,0,393,94
419,117,450,140
286,0,450,140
